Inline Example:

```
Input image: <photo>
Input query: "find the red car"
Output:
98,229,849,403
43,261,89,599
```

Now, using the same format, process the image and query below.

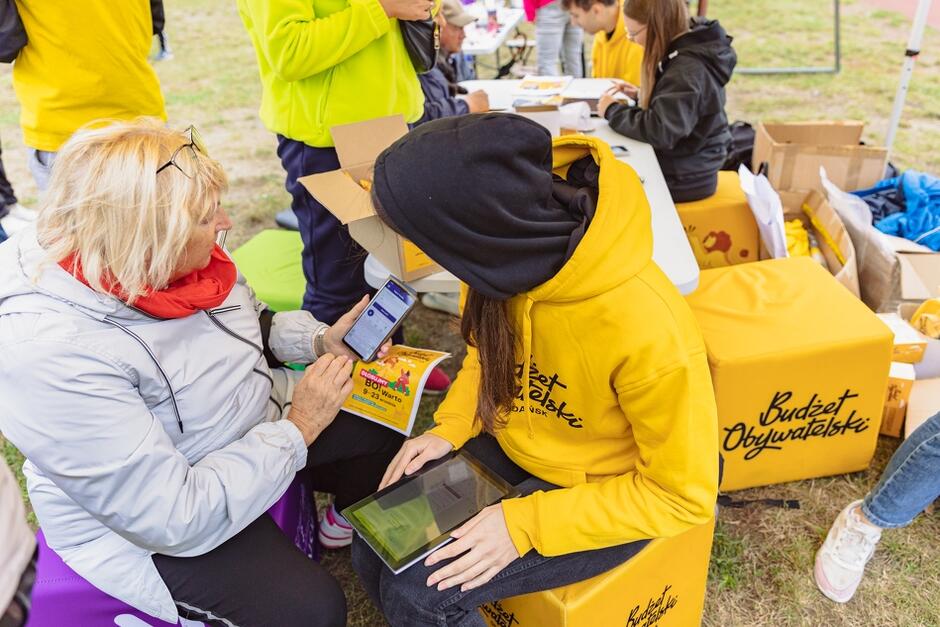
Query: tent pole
886,0,933,157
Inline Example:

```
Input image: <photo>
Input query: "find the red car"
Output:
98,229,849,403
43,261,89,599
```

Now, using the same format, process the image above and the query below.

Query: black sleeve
257,308,283,369
150,0,166,35
605,58,704,150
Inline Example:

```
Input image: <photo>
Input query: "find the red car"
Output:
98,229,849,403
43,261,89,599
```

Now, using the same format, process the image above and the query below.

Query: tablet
342,450,518,574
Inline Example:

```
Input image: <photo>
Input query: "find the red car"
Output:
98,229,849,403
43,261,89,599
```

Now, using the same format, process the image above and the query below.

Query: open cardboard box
299,116,442,282
775,189,860,297
883,234,940,304
753,121,887,194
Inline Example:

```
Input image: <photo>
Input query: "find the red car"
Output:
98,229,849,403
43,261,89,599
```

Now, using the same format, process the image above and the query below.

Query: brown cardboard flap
330,116,409,171
899,254,940,301
905,377,940,437
762,121,864,146
300,170,374,224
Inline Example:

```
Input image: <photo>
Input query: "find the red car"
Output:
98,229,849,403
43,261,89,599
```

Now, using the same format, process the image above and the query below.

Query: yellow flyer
342,345,451,435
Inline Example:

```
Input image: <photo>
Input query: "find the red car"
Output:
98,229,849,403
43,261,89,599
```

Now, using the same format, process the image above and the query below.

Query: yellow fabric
430,136,719,558
686,258,893,491
676,170,759,269
911,298,940,339
480,518,715,627
591,8,643,85
802,202,845,265
12,0,166,152
237,0,426,148
786,219,811,257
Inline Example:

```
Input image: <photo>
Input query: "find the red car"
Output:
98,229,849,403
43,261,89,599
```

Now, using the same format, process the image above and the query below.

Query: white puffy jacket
0,227,325,622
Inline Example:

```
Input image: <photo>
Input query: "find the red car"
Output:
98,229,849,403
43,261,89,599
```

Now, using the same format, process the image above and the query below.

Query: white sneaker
814,500,882,603
421,292,460,316
318,504,353,549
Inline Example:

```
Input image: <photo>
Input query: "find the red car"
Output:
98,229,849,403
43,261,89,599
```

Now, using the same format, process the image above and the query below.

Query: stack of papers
514,75,573,97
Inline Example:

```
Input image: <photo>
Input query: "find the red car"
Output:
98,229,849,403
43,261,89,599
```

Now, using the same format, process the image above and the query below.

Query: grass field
3,0,940,625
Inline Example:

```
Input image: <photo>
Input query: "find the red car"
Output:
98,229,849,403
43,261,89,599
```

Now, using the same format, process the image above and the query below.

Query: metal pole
886,0,933,155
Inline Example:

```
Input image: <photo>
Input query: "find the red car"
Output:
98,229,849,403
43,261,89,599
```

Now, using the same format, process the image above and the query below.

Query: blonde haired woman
597,0,736,202
0,120,403,627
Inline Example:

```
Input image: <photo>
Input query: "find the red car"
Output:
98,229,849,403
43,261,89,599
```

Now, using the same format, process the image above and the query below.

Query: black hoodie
604,18,737,202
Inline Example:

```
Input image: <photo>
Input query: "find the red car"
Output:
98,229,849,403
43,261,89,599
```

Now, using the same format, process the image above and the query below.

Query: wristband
313,324,329,359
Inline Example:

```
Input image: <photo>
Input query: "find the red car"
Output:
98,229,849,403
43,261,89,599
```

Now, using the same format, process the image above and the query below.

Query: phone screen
343,279,416,361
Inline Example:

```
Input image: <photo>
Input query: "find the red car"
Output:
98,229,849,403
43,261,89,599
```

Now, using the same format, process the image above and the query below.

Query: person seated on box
350,113,719,626
0,120,407,627
815,411,940,604
562,0,644,86
597,0,736,203
417,0,490,124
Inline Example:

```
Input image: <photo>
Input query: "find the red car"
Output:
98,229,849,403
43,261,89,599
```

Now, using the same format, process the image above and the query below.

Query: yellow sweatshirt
430,136,719,557
12,0,166,152
592,8,643,86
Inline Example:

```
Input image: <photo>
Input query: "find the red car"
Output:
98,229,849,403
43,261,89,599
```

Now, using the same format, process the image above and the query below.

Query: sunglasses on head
156,125,207,178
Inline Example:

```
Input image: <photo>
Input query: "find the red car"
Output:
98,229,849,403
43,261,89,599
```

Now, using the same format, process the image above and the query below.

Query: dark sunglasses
156,125,207,177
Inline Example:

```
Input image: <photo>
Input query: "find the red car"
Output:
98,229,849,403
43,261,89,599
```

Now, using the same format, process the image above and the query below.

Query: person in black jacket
597,0,736,202
417,0,488,124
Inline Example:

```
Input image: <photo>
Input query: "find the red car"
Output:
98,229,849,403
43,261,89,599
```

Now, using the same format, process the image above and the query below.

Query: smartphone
342,277,418,362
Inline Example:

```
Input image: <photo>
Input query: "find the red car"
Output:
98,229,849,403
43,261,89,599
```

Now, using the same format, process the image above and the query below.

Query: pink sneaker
318,504,353,549
423,366,452,396
814,500,882,603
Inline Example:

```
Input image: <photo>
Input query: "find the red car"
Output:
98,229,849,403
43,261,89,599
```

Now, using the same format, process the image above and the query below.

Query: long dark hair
624,0,690,109
461,288,520,434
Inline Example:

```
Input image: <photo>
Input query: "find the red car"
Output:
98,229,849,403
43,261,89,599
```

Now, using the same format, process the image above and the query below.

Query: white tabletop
461,79,699,294
461,6,525,57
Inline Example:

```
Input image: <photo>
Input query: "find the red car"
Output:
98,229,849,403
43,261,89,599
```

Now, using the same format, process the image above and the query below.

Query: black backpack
721,121,755,172
0,0,27,64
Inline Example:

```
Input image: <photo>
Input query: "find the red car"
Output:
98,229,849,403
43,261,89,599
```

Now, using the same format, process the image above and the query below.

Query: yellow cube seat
676,170,759,270
479,518,715,627
686,257,893,491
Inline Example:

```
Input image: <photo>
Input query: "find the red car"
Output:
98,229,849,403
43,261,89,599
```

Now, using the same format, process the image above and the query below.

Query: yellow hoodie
429,136,719,557
12,0,166,152
592,7,644,86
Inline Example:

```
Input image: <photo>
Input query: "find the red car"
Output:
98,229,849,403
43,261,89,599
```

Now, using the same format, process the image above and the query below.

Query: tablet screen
342,450,517,573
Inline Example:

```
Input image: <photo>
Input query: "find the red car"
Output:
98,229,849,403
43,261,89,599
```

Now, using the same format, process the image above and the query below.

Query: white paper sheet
739,164,789,259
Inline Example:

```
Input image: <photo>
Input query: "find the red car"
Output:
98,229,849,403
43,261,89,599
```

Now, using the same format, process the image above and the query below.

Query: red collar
59,245,237,319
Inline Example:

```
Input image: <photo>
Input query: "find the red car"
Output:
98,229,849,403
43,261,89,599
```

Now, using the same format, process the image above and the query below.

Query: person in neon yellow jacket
353,114,719,626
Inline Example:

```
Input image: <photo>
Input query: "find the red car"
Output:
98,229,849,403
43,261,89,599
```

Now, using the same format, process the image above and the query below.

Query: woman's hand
380,0,435,20
424,504,519,592
598,82,638,119
379,433,453,489
286,354,354,446
321,295,392,362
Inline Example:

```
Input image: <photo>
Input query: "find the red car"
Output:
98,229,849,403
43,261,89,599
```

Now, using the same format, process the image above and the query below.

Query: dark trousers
0,136,17,208
276,136,372,326
154,413,405,627
351,434,649,627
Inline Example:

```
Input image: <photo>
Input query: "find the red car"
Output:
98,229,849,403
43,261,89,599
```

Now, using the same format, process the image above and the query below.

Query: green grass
3,0,940,625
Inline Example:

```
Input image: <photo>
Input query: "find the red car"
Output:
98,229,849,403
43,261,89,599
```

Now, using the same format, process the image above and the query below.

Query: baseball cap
441,0,477,27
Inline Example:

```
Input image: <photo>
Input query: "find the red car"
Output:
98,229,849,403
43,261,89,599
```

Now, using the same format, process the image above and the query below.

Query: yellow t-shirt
591,8,644,86
12,0,166,152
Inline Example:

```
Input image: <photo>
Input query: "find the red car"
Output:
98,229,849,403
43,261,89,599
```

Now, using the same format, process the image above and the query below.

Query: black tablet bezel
341,449,519,573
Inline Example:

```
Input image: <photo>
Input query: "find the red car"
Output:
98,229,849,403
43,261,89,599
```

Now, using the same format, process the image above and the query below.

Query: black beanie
372,114,584,300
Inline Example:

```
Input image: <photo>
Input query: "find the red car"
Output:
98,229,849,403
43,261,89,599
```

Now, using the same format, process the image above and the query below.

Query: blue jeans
862,411,940,528
534,0,584,78
351,434,648,627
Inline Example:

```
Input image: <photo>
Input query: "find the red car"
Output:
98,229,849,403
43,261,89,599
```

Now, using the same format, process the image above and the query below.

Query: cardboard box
876,313,927,364
898,302,940,379
882,234,940,304
299,116,442,282
881,362,915,437
687,257,893,491
753,121,887,193
677,170,760,269
905,377,940,438
513,103,562,137
778,189,860,298
479,518,714,627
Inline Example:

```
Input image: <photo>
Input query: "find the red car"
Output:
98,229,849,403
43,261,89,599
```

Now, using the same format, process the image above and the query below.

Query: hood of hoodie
664,18,736,87
528,135,653,304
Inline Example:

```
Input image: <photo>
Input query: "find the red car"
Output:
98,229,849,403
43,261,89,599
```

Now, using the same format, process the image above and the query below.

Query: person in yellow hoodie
11,0,166,191
563,0,643,85
351,114,719,626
